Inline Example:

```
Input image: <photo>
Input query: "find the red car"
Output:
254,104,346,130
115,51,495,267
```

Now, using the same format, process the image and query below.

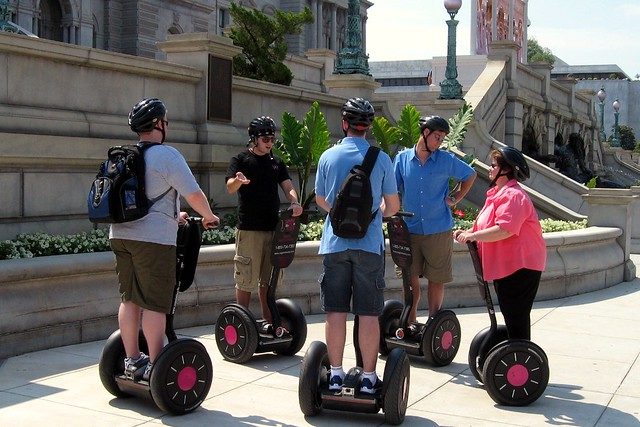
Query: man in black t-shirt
225,116,303,333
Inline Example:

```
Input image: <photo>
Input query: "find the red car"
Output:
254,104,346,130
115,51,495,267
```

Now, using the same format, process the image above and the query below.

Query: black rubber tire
98,330,148,397
468,325,508,383
422,310,461,366
378,300,404,356
382,347,410,425
149,339,213,414
482,339,549,406
215,304,259,364
298,341,329,417
274,298,308,356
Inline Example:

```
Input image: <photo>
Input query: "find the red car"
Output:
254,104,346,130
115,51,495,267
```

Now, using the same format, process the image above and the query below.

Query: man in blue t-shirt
393,116,476,330
315,98,400,394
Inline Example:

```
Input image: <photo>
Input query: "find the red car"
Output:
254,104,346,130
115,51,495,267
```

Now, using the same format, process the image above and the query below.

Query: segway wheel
215,304,259,364
482,339,549,406
298,341,330,416
99,330,148,397
422,310,461,366
274,298,307,356
378,300,403,356
149,339,213,414
382,347,410,425
468,325,508,383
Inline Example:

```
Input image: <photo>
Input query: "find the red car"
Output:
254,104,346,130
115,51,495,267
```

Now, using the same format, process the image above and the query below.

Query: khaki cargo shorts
233,229,282,292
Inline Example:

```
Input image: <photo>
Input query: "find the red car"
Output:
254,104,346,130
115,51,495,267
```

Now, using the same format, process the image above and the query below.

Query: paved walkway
2,256,640,426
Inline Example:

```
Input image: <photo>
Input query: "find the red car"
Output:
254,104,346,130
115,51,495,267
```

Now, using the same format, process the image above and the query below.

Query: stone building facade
3,0,370,60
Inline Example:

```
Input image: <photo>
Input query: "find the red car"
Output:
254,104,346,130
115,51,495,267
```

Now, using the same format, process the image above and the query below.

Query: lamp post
439,0,463,99
611,99,621,147
596,87,606,141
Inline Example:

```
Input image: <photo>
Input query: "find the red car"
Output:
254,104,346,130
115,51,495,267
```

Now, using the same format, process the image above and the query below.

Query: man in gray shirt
110,98,219,381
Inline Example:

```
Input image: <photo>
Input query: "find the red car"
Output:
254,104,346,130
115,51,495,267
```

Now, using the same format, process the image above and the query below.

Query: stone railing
0,227,626,359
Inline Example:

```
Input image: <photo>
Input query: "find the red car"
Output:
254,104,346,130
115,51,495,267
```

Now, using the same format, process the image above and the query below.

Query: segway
299,324,410,425
378,212,461,366
99,217,213,414
215,209,307,364
466,241,549,406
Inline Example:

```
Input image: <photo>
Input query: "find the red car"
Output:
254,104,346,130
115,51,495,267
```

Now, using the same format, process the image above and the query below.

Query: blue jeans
319,249,386,316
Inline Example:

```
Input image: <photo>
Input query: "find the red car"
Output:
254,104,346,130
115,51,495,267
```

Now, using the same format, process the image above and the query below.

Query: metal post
439,3,463,99
599,101,606,141
611,98,621,147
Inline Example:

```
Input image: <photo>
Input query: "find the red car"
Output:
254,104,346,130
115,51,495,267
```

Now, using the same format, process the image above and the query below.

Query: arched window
38,0,63,42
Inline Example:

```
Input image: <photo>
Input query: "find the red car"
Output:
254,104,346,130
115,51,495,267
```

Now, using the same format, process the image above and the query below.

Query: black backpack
87,143,171,223
329,146,380,239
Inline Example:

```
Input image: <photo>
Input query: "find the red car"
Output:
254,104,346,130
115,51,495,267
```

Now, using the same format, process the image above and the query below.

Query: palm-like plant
273,101,331,211
443,102,474,150
371,104,421,160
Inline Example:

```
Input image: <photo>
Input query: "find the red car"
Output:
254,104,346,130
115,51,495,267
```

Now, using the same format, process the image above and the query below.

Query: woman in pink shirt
454,147,546,340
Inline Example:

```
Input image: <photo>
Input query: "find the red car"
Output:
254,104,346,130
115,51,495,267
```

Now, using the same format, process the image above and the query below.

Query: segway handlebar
186,216,219,230
383,211,414,221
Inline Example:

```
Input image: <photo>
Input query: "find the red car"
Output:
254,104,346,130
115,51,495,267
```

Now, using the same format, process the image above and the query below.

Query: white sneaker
124,353,149,380
142,362,153,382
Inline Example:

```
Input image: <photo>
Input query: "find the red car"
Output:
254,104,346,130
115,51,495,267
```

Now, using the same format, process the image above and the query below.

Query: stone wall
0,227,625,359
0,32,348,240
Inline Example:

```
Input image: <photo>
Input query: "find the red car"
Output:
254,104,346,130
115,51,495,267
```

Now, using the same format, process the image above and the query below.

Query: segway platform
99,217,213,414
379,213,461,366
216,209,307,363
466,241,549,406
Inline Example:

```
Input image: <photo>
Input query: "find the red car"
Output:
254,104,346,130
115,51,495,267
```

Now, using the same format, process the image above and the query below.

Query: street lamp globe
444,0,462,17
613,99,620,112
596,87,606,103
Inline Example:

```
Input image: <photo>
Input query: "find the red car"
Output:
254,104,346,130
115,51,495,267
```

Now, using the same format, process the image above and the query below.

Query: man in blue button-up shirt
393,116,476,328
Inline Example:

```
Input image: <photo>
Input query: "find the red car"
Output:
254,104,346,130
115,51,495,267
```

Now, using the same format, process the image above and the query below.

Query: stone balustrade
0,227,625,359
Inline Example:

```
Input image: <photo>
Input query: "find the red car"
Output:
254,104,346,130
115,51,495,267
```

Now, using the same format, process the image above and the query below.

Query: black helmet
419,116,450,133
128,98,166,133
498,146,530,181
341,97,375,130
248,116,276,140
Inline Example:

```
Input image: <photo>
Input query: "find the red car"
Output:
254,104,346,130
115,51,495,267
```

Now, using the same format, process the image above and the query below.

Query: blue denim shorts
319,249,386,316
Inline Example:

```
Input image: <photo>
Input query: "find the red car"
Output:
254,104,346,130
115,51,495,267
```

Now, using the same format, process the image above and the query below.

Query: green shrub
539,218,587,232
0,216,590,260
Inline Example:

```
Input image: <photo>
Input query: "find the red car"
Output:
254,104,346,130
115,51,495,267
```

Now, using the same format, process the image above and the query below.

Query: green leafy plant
617,125,637,151
371,104,421,159
272,101,332,211
539,218,587,232
372,103,474,160
443,102,474,150
228,3,313,85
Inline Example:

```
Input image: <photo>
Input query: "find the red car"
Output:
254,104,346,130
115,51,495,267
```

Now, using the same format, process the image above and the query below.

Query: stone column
330,3,337,51
582,188,638,281
529,62,554,155
488,40,522,149
157,32,242,143
316,0,323,49
310,0,317,48
158,32,243,198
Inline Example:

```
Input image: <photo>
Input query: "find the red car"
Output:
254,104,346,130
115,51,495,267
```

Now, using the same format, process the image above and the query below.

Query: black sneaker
360,376,382,394
260,322,274,335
